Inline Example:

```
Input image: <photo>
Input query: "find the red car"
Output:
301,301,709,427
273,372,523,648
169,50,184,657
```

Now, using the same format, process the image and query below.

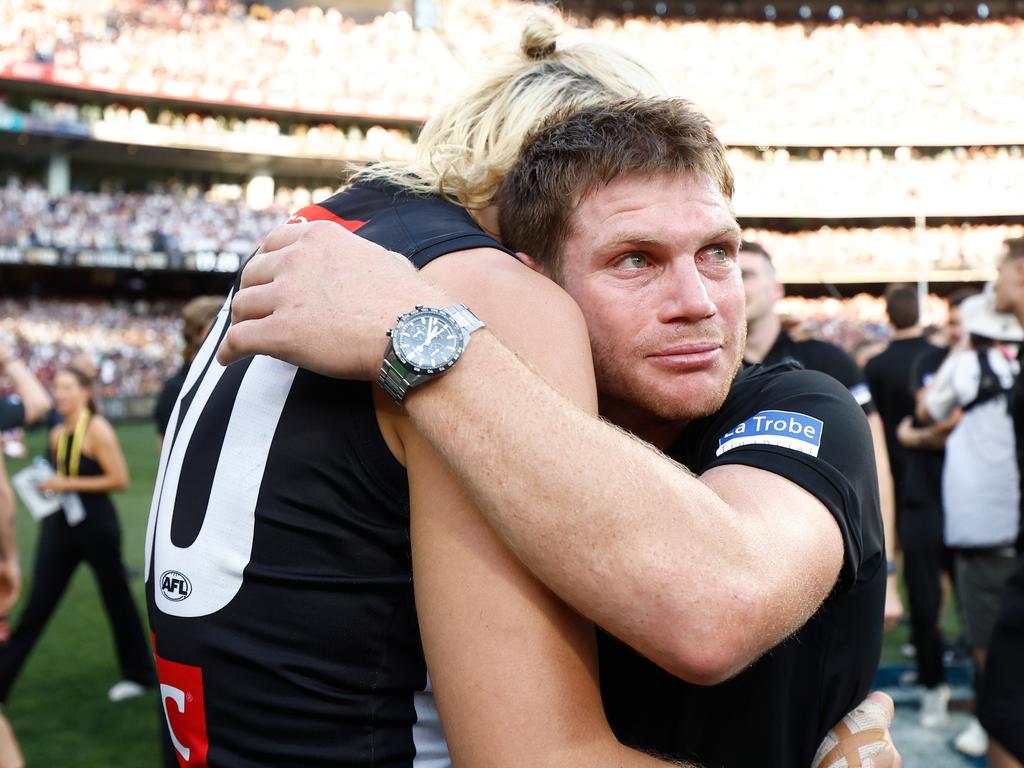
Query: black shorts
978,560,1024,761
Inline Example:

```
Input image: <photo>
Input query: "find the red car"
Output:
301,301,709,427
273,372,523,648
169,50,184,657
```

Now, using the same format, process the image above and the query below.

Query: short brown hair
182,296,223,361
1004,236,1024,261
497,98,733,274
884,283,920,330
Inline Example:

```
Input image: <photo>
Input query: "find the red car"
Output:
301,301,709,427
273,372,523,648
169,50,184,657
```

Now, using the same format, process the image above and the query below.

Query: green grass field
3,421,954,767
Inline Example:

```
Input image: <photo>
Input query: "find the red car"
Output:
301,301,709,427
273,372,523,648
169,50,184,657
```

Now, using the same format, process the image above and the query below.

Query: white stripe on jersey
145,295,231,580
146,293,299,617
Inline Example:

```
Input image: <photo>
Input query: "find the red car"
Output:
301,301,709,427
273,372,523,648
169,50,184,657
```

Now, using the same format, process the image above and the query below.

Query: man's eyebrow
705,224,742,243
600,223,742,251
602,231,668,249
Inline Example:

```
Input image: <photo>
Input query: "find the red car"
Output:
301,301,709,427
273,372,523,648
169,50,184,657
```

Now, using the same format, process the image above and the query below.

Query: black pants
0,506,154,701
899,501,948,689
979,560,1024,760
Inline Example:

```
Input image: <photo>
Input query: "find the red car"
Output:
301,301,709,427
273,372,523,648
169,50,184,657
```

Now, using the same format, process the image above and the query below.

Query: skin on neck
599,396,687,451
891,325,922,340
743,310,782,364
468,205,501,242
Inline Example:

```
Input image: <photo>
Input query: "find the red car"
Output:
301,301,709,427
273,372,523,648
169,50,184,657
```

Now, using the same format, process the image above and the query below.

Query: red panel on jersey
155,649,210,768
284,205,367,231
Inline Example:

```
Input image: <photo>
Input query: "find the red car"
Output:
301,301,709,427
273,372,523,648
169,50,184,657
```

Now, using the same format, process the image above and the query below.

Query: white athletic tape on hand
811,697,891,768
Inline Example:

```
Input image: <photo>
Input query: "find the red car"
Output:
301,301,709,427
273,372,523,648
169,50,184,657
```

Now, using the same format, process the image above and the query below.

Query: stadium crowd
0,299,181,399
729,146,1024,216
3,0,1023,139
7,97,1024,216
0,97,416,162
2,178,1021,274
0,178,304,256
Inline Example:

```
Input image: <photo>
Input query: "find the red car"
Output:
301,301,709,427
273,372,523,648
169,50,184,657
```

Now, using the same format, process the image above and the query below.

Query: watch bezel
391,307,466,375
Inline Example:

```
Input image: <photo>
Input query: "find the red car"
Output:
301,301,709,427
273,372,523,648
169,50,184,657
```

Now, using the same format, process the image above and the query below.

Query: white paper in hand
11,462,62,521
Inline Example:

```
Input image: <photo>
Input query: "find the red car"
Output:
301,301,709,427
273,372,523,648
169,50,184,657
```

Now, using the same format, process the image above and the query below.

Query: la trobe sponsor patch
717,410,824,457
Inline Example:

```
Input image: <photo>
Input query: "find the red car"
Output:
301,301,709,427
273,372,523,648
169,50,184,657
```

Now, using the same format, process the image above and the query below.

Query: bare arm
896,414,958,451
0,343,51,425
221,223,846,682
867,412,903,632
386,252,689,767
0,453,20,629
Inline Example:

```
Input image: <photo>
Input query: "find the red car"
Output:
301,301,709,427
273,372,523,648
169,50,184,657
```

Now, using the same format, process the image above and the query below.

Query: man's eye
620,253,648,269
704,245,730,262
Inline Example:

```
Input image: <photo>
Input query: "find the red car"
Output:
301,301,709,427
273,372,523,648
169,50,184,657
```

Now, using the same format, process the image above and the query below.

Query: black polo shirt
600,362,885,768
0,395,26,431
759,328,876,415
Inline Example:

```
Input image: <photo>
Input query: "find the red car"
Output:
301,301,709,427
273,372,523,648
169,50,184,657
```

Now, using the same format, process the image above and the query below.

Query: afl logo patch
160,571,192,602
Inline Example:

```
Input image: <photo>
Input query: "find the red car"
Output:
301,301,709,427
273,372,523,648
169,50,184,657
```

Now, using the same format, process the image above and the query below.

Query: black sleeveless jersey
145,178,513,768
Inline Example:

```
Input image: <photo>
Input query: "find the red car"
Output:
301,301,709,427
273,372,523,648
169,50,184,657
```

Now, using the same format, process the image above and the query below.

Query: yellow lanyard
56,409,90,478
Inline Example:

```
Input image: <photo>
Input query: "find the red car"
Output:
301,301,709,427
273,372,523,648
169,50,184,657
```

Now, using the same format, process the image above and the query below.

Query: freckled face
553,172,745,435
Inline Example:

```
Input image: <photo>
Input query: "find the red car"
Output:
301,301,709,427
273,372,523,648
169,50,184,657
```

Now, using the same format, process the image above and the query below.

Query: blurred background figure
0,359,154,706
919,290,1022,758
978,236,1024,768
864,284,951,725
153,295,223,447
0,342,49,768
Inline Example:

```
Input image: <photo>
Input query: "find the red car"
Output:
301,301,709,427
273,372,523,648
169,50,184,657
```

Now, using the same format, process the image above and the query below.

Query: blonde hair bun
520,14,560,60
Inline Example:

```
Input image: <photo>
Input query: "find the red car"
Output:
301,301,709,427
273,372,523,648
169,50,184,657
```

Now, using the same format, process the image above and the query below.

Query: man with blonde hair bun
219,92,897,768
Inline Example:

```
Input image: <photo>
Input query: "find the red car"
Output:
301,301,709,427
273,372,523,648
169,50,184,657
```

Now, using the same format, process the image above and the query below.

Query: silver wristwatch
378,304,485,404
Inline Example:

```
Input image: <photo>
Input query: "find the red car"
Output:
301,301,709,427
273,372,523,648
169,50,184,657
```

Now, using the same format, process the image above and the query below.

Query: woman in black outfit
0,362,153,703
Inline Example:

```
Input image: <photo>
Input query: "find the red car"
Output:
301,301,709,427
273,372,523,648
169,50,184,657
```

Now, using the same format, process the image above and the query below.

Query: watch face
393,310,464,373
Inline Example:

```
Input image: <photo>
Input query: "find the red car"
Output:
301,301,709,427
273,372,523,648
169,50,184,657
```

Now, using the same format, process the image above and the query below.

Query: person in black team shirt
739,241,903,635
894,288,977,730
222,98,890,767
864,284,953,723
982,235,1024,768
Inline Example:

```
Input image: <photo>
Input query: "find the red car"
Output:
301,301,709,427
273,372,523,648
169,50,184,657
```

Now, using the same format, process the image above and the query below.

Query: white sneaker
919,684,950,728
953,717,988,757
107,679,146,703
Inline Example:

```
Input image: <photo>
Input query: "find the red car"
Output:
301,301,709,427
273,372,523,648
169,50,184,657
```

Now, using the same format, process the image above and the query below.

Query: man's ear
517,251,543,273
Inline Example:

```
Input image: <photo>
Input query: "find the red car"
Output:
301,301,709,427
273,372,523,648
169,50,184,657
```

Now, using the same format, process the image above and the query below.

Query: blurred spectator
922,291,1023,758
154,295,222,445
0,298,183,400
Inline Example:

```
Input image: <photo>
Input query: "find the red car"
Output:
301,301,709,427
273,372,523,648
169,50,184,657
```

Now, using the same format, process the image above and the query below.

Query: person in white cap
921,288,1023,758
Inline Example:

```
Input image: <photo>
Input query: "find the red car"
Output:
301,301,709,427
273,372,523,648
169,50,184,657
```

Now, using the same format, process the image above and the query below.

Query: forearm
868,416,896,562
60,475,126,494
406,330,780,681
0,357,50,424
0,479,16,565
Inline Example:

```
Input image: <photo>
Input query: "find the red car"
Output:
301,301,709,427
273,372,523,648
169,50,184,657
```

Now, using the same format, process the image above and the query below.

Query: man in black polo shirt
740,241,903,635
865,285,953,722
983,236,1024,768
222,99,889,767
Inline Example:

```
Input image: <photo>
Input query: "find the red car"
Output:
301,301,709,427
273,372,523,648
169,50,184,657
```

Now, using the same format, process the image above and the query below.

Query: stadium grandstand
1,0,1022,400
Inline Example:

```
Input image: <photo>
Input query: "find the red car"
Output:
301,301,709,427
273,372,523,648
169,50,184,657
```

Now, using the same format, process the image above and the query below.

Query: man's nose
658,259,716,323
